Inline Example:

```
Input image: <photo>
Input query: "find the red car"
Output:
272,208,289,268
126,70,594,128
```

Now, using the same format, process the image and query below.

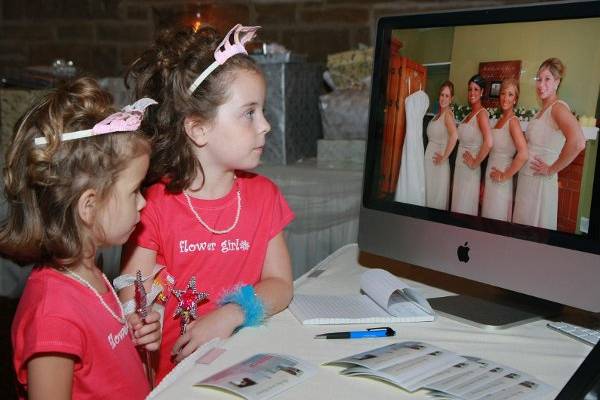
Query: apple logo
457,242,470,263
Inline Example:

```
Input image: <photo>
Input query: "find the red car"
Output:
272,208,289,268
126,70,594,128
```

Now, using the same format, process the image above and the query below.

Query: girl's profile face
499,84,517,112
467,82,483,106
202,69,271,172
536,68,559,100
438,86,452,109
96,153,149,246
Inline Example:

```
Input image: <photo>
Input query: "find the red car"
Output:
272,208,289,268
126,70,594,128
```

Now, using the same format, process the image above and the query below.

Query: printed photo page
194,353,317,400
325,341,553,399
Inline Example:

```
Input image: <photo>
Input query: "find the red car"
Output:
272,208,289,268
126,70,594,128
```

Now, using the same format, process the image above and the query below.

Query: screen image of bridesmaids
450,74,493,216
513,58,586,230
425,81,458,210
481,79,528,221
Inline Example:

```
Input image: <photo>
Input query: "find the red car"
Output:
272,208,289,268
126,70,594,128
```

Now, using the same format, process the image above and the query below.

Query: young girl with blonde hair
1,78,161,399
513,58,585,229
122,24,294,382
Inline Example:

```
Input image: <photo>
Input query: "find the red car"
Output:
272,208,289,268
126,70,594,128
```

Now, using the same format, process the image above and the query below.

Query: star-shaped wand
172,276,209,335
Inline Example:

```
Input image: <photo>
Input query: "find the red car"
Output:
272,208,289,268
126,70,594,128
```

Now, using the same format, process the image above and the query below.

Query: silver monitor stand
428,295,558,330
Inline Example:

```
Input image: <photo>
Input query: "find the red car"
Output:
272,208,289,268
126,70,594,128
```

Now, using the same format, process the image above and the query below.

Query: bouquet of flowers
451,103,471,122
486,107,501,119
452,103,539,122
515,106,537,121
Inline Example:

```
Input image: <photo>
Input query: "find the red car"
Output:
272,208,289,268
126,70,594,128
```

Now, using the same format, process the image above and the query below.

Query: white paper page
476,379,554,400
289,294,390,324
360,269,409,310
340,351,464,392
445,364,508,397
410,359,484,392
385,351,467,391
195,354,317,400
425,358,492,393
461,369,525,399
388,291,434,318
329,341,434,371
401,287,434,315
361,269,434,318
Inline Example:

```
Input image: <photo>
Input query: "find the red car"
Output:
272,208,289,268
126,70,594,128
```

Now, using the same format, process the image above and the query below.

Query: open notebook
289,269,435,324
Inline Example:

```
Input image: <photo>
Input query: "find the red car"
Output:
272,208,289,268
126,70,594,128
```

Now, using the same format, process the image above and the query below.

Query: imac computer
358,1,600,328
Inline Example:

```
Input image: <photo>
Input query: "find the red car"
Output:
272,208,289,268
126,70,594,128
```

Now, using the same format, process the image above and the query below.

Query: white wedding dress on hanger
395,89,429,205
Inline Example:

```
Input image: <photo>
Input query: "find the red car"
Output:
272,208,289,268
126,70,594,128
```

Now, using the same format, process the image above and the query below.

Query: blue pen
314,327,395,339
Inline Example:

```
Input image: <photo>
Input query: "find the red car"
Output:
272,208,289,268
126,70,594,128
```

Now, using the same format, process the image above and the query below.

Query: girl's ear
77,188,98,225
184,116,209,147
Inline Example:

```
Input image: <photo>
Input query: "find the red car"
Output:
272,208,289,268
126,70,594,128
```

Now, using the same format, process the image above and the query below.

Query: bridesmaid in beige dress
425,81,458,210
513,58,586,230
451,74,493,216
481,79,528,221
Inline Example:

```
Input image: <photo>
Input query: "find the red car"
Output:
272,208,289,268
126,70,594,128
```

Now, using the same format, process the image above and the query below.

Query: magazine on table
325,341,553,399
289,268,435,324
194,353,317,400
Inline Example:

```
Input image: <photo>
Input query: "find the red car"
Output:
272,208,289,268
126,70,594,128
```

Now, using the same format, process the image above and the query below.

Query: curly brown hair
126,24,262,193
0,77,150,268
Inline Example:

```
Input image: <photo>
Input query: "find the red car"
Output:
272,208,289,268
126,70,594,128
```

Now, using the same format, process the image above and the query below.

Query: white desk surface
150,244,592,400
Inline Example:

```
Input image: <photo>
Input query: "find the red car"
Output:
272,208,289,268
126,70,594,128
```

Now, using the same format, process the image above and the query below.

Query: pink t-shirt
130,171,294,382
12,267,149,399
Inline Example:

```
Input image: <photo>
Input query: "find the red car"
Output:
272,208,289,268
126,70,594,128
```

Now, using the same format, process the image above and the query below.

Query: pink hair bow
188,24,261,94
34,98,157,145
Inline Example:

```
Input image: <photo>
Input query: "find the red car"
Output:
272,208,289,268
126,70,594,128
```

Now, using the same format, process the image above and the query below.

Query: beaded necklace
183,181,241,235
62,268,126,325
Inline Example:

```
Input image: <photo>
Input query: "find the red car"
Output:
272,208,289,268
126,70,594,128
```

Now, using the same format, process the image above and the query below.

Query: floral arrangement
451,103,471,122
451,103,538,122
514,106,538,121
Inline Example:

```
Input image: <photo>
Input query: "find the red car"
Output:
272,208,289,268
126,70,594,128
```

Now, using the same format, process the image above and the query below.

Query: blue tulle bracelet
219,285,265,328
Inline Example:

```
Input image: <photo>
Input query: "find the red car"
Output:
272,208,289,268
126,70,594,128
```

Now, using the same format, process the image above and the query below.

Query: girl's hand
128,311,162,351
462,151,476,169
531,156,552,176
171,304,243,363
490,167,506,183
433,152,444,165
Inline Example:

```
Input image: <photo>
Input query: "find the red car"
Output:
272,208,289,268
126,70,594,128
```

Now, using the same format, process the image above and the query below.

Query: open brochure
325,341,553,400
289,268,435,324
194,354,317,400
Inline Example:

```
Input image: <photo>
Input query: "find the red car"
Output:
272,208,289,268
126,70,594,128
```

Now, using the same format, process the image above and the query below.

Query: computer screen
358,1,600,321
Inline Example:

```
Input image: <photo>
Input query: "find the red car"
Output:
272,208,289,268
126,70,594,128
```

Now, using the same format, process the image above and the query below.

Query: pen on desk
314,327,395,339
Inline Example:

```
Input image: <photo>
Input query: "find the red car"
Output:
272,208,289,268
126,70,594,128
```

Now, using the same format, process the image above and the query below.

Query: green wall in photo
449,18,600,116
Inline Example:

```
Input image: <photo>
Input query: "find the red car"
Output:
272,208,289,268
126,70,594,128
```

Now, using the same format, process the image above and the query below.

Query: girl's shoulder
551,99,571,114
443,109,456,122
18,267,81,316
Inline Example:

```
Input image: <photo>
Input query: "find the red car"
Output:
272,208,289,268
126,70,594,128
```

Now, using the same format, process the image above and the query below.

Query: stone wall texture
0,0,551,77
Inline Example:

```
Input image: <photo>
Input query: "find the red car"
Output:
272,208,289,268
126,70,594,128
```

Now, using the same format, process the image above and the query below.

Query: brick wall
0,0,548,77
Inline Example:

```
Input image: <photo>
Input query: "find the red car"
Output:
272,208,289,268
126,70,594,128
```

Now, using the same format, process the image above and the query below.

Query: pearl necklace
62,268,126,325
183,186,241,235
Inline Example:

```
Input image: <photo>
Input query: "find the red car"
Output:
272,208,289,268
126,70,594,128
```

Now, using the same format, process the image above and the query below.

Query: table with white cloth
150,244,593,400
